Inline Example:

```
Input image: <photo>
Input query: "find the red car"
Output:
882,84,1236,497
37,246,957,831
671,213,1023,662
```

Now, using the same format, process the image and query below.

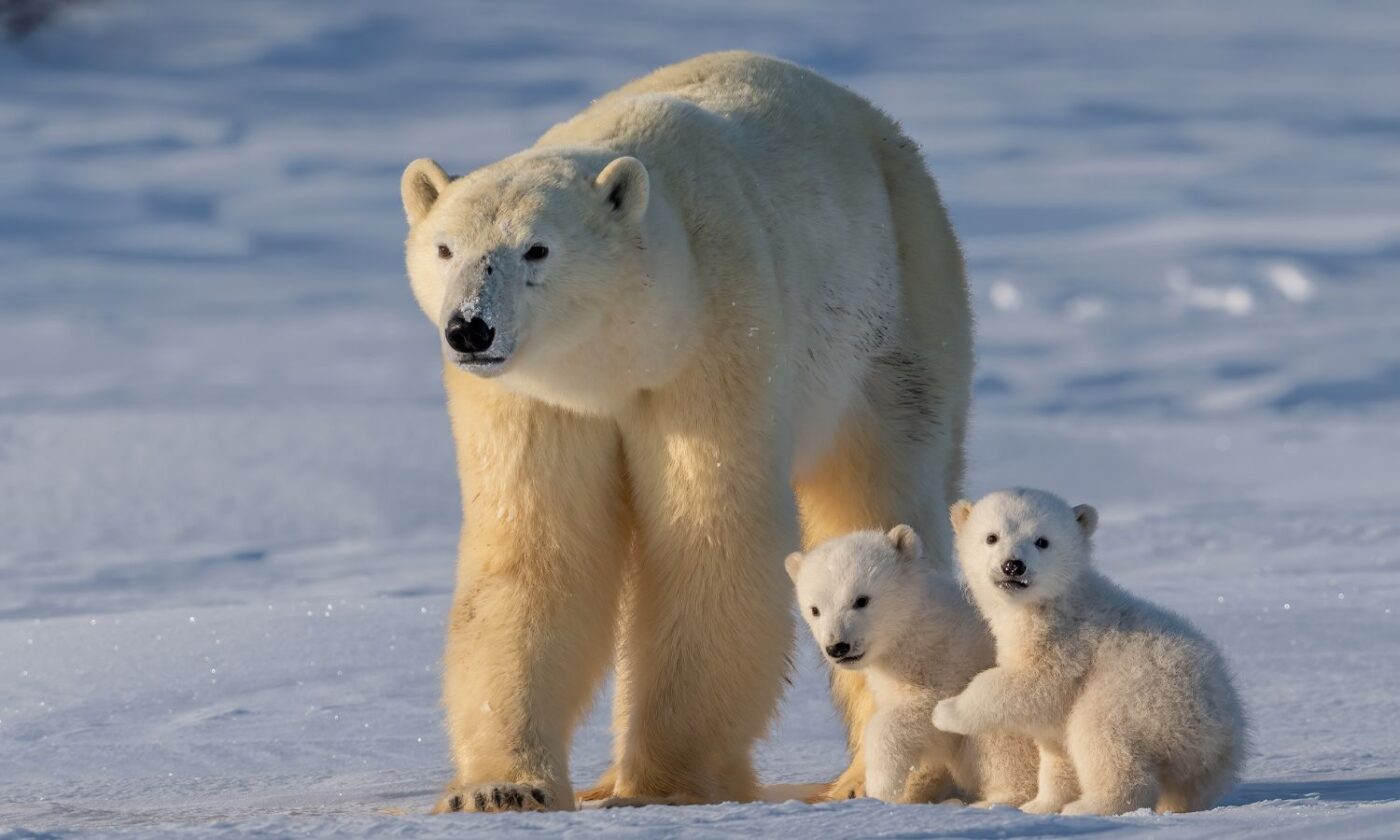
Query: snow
2,0,1399,836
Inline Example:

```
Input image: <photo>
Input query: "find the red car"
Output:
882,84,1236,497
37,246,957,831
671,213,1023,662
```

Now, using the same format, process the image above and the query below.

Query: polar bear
932,489,1247,815
787,526,1038,805
400,51,972,812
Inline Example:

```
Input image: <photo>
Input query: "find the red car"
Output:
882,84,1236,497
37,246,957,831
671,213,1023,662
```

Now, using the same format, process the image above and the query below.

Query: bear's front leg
435,371,628,813
609,374,797,804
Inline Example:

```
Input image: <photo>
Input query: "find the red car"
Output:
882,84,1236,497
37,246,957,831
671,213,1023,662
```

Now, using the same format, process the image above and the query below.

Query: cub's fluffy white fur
787,526,1038,805
934,489,1247,815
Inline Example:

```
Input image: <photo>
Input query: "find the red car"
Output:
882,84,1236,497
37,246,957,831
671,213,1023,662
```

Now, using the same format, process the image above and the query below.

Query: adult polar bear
399,52,972,812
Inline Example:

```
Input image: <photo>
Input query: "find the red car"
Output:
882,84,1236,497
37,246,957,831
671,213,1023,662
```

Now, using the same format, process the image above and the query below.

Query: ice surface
2,1,1398,836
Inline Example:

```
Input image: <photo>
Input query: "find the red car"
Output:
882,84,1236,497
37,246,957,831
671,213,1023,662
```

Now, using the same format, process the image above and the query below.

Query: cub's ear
784,551,804,583
401,158,450,224
887,524,922,563
1072,504,1099,537
949,500,973,534
595,156,649,223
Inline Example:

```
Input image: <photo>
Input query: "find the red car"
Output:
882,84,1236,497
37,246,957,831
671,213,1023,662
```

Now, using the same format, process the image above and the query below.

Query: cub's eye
437,245,452,260
809,606,820,617
523,244,549,261
985,534,999,545
853,595,870,609
1034,537,1050,550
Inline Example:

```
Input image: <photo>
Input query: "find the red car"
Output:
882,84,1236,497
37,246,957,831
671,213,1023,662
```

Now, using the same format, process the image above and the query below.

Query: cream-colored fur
787,526,1037,806
400,52,972,812
934,489,1247,815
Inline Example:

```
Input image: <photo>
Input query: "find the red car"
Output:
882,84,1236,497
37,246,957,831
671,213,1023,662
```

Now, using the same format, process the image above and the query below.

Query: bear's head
400,151,698,412
950,488,1097,607
785,525,929,670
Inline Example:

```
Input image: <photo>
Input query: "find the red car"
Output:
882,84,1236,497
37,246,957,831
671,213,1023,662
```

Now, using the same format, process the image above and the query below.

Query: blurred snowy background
1,1,1398,836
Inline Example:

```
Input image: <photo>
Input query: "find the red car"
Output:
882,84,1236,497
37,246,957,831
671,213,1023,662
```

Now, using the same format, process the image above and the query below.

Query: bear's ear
949,500,973,535
887,524,922,563
595,156,649,223
784,551,804,582
401,158,450,224
1072,504,1098,537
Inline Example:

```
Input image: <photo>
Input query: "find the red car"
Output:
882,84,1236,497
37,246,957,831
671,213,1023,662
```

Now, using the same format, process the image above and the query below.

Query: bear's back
535,51,890,174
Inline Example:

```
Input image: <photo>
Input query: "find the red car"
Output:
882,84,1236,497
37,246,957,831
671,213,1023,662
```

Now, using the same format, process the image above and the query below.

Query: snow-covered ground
2,1,1398,836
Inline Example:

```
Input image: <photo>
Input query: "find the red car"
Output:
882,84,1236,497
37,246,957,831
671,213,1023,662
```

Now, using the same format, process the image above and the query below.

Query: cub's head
785,525,927,670
950,488,1097,607
400,152,655,389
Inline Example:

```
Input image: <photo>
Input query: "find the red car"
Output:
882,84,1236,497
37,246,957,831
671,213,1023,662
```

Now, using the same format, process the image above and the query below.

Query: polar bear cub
933,489,1246,815
787,526,1038,805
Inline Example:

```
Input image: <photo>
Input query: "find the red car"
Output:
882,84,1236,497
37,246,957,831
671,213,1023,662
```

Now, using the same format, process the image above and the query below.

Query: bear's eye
437,244,452,260
809,606,820,618
523,244,549,262
1035,537,1050,550
853,595,870,609
985,533,998,545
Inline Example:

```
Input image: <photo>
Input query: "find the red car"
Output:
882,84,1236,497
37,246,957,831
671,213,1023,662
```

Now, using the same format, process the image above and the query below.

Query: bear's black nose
445,314,496,354
1001,558,1026,577
825,641,851,659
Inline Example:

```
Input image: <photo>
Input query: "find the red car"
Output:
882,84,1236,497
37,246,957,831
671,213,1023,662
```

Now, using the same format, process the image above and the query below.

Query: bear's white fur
400,52,972,811
787,526,1038,805
934,489,1247,815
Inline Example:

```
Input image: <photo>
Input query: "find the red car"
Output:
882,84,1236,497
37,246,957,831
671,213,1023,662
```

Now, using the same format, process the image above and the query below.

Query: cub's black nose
1001,558,1026,577
445,314,495,354
825,641,851,659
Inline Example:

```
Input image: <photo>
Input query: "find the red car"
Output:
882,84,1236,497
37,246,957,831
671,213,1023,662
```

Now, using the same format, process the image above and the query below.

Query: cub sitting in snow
787,526,1038,805
933,488,1247,815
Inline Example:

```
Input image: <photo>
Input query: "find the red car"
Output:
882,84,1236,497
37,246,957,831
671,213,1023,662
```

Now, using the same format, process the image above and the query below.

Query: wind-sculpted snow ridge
2,1,1398,836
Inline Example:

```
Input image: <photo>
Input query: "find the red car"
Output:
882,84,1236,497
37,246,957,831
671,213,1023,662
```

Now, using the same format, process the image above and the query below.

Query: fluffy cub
933,488,1247,815
787,526,1038,805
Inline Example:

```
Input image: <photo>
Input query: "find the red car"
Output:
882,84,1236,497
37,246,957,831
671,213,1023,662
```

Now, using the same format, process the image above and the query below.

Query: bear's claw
433,782,554,814
824,768,866,802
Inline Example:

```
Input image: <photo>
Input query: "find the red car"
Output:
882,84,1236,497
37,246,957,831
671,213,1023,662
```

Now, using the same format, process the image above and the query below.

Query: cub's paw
1061,798,1126,816
433,781,558,813
931,698,970,735
1019,795,1069,815
970,797,1021,809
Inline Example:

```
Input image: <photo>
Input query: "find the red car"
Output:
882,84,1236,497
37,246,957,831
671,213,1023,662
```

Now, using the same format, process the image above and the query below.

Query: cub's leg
608,371,796,804
863,701,947,803
904,762,959,804
966,731,1039,807
1060,694,1157,815
434,369,628,813
1019,740,1080,814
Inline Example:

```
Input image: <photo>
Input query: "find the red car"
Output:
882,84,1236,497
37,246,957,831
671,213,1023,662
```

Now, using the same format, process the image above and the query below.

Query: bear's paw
433,781,556,814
